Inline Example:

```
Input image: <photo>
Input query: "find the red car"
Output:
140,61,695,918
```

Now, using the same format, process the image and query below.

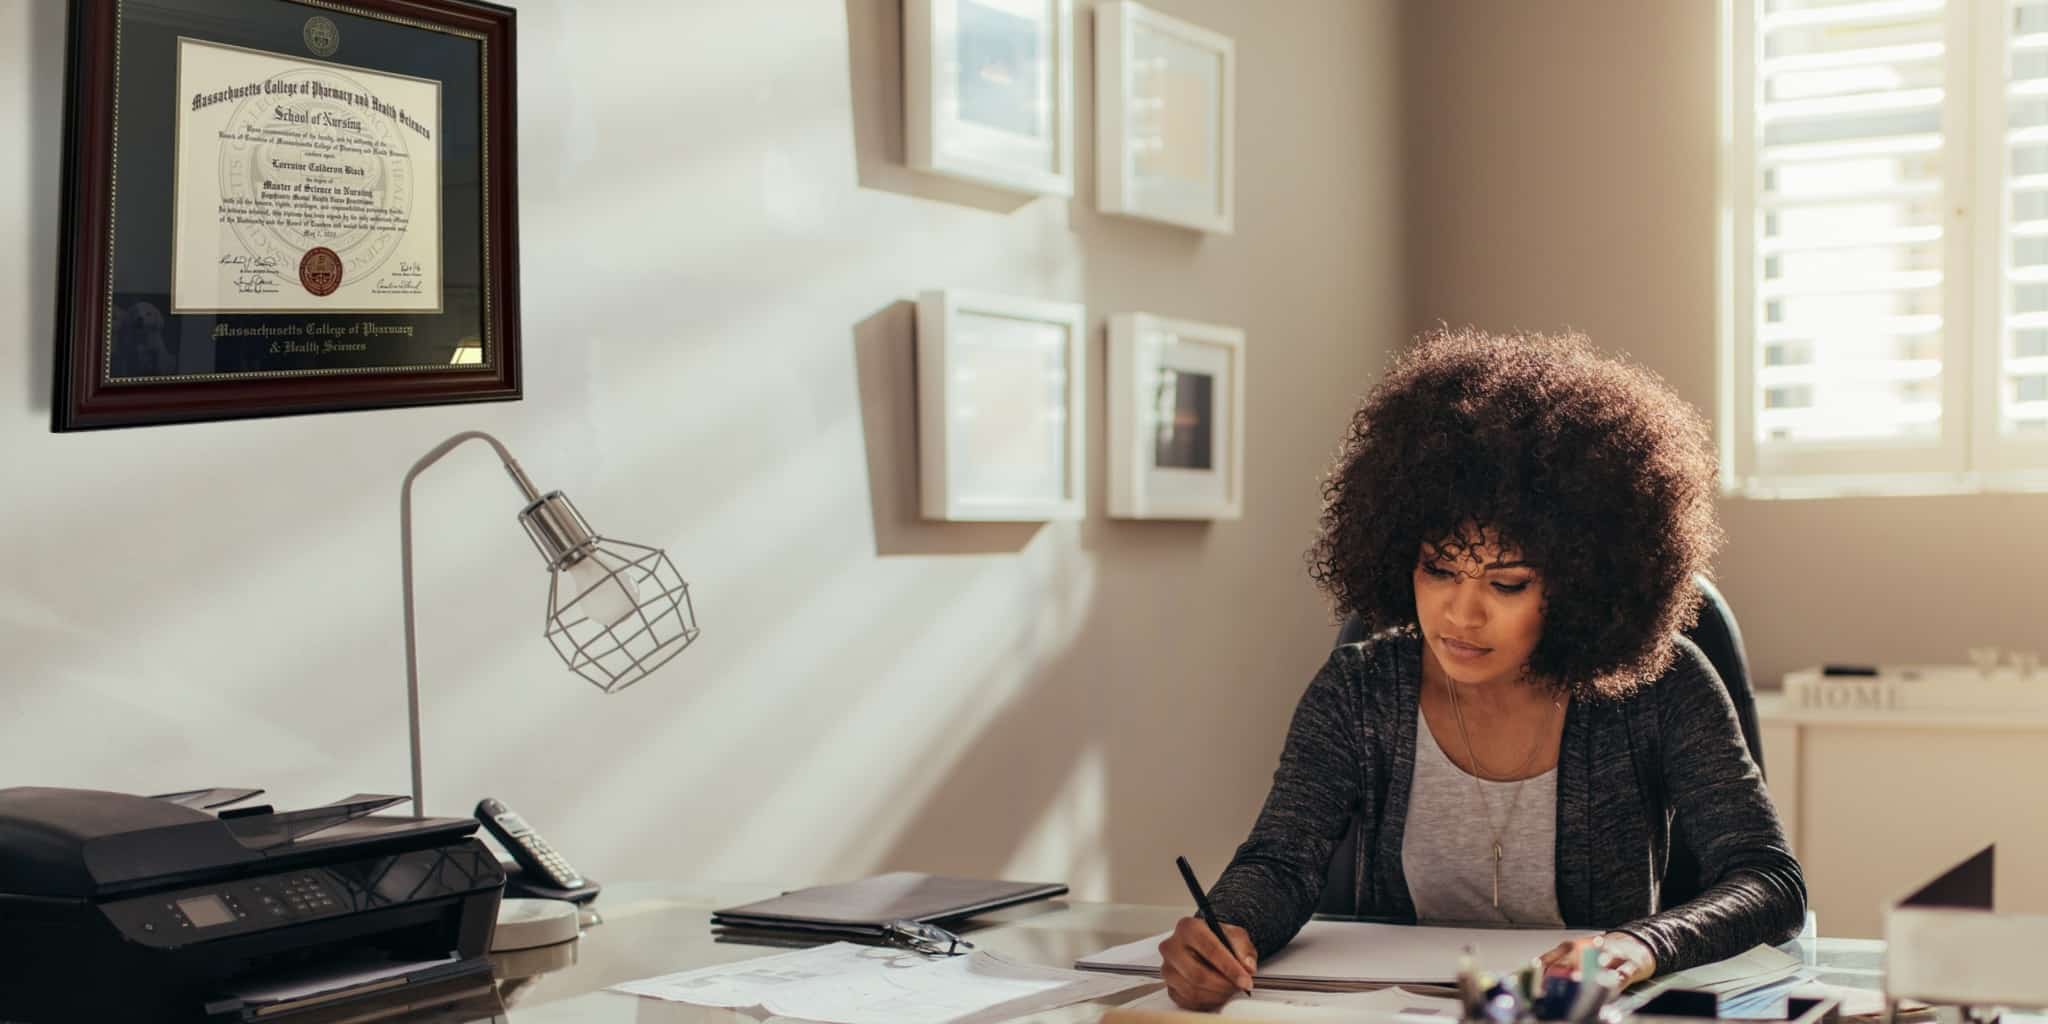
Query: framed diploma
53,0,519,431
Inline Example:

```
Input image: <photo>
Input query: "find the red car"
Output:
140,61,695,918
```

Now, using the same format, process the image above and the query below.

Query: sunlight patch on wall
1001,744,1110,901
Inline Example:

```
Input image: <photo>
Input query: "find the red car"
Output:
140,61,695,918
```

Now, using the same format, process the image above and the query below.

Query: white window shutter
1749,0,1956,469
1729,0,2048,492
1981,0,2048,473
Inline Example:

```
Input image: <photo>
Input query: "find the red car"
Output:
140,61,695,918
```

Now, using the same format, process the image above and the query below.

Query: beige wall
0,0,1404,905
1401,1,2048,690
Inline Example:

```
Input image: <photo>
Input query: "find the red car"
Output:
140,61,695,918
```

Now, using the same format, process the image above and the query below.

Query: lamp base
491,898,581,952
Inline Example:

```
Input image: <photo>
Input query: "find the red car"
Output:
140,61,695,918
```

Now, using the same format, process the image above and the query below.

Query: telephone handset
475,797,587,891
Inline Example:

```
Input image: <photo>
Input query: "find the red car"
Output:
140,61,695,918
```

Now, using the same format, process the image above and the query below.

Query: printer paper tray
203,953,494,1022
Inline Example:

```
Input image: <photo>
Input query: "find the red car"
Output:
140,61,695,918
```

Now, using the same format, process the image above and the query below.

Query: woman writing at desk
1159,327,1805,1010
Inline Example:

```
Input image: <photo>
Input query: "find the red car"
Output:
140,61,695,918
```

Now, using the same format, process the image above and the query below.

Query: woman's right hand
1157,916,1257,1010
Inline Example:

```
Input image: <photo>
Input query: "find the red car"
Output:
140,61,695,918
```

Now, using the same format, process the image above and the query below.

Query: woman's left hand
1536,932,1657,988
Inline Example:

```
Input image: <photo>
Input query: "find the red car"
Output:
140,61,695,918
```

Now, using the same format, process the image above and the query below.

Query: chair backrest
1661,574,1760,908
1313,574,1759,916
1679,575,1763,777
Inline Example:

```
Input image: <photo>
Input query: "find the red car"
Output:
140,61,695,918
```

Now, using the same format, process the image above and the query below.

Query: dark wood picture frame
53,0,520,431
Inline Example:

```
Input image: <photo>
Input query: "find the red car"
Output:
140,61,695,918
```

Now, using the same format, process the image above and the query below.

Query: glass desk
388,881,1175,1022
367,882,1894,1023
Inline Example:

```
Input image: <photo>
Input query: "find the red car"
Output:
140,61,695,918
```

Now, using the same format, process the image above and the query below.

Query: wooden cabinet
1757,695,2048,937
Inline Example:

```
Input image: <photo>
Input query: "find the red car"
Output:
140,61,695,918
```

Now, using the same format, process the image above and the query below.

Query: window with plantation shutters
2001,3,2048,451
1725,0,2048,494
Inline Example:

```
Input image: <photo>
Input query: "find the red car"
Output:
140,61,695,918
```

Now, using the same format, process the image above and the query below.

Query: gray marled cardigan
1207,628,1805,977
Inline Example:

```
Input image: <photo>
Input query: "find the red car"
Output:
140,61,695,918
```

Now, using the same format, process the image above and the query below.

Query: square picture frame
917,290,1087,521
1094,1,1235,233
905,0,1075,196
1107,313,1245,520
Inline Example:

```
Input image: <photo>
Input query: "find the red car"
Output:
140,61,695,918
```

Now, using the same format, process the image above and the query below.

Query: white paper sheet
611,942,1149,1024
1118,983,1465,1021
1076,920,1583,986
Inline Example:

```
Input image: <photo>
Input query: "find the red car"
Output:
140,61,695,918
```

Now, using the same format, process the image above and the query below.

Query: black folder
710,871,1068,938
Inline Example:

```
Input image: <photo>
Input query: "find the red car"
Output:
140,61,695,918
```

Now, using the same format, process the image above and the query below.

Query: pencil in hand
1175,855,1252,995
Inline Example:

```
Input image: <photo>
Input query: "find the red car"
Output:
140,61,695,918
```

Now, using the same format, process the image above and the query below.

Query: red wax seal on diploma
299,247,343,297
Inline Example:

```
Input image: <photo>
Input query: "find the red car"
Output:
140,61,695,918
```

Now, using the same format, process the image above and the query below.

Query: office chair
1314,573,1761,915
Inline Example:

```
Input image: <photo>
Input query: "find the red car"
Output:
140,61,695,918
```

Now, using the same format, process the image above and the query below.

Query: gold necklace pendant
1492,841,1502,908
1444,674,1563,919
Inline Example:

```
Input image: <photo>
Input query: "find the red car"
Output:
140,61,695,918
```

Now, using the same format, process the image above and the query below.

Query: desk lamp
399,430,700,817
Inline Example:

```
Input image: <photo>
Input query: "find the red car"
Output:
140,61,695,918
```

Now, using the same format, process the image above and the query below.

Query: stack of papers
1634,942,1922,1021
611,941,1150,1024
1618,944,1805,1012
1074,921,1583,990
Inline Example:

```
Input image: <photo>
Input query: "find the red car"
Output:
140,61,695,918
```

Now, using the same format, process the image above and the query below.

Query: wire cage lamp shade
519,490,700,693
399,430,701,815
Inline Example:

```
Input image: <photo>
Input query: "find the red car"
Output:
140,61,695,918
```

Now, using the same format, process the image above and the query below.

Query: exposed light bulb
564,555,639,628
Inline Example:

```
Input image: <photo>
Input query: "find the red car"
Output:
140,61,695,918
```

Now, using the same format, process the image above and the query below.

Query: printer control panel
109,873,345,945
246,873,341,921
99,842,502,949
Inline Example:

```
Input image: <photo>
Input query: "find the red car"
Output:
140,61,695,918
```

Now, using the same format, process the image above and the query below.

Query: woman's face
1412,530,1545,688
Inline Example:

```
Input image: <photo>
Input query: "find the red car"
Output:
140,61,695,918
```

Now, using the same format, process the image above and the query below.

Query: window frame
1721,0,2048,497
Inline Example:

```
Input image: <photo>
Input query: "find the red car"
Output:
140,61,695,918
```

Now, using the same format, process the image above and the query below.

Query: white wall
0,0,1406,905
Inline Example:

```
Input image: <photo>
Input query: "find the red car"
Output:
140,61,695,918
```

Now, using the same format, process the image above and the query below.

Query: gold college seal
299,247,344,297
303,16,340,57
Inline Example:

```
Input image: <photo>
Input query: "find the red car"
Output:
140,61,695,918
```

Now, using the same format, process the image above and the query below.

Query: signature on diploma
225,252,282,294
373,261,426,295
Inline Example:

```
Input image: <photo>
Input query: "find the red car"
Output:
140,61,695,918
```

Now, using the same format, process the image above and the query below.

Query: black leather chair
1314,573,1762,915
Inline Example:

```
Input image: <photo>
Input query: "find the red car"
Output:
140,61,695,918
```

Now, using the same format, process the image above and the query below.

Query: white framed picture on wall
906,0,1076,196
1107,313,1245,520
917,290,1087,521
1094,1,1235,233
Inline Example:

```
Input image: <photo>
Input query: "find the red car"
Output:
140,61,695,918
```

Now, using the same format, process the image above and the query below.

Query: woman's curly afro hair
1308,325,1723,700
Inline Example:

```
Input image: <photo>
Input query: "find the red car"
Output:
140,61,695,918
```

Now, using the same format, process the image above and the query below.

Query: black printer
0,787,505,1022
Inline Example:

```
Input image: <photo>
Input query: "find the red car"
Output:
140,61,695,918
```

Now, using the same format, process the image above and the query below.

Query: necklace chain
1444,674,1561,916
1446,677,1554,780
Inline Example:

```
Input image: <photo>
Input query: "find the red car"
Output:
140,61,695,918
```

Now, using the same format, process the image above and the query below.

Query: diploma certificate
172,37,442,314
55,0,518,431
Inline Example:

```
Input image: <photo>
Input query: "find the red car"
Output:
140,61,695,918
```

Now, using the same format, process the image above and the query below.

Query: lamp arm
399,430,544,818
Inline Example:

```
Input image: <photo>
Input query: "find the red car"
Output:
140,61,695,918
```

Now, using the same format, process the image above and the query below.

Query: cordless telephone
475,797,587,892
